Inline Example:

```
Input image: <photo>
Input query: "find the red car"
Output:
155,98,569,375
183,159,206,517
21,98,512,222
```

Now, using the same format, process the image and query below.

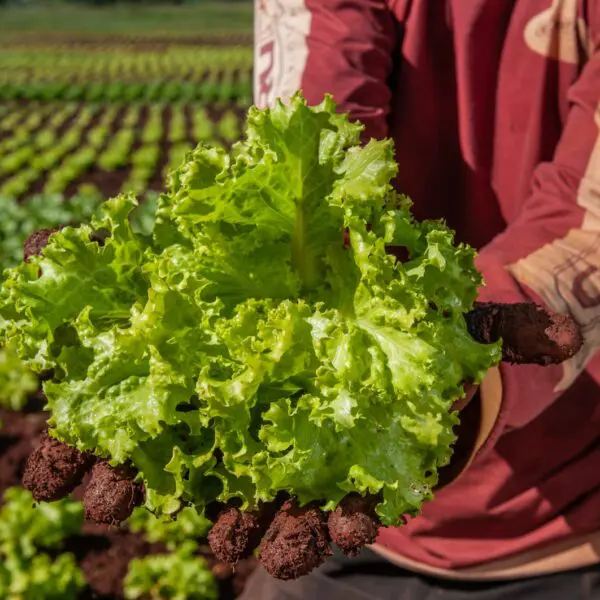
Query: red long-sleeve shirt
254,0,600,576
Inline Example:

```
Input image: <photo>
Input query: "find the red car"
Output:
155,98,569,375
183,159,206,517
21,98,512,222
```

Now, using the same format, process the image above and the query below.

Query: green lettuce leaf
0,93,501,525
0,193,157,419
0,552,85,600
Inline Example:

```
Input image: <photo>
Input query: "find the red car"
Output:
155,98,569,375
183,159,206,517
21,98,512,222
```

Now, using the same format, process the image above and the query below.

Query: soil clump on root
259,500,331,580
83,461,144,525
22,432,94,502
328,494,381,556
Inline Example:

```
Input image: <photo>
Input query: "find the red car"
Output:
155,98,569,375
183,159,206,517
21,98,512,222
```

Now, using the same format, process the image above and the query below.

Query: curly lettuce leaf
0,193,157,419
0,93,501,525
0,194,100,277
0,552,85,600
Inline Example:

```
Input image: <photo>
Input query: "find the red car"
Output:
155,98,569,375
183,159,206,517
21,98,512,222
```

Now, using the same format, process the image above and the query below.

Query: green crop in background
0,2,253,36
0,487,85,600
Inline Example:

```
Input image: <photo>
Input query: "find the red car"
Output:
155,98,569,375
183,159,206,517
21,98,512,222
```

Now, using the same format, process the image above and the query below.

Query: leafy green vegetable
0,94,501,525
127,506,211,549
124,543,218,600
0,194,99,414
0,341,37,410
0,487,85,600
0,487,83,560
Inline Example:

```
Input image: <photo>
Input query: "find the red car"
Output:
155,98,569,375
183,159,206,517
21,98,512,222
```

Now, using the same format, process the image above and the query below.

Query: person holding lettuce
244,0,600,598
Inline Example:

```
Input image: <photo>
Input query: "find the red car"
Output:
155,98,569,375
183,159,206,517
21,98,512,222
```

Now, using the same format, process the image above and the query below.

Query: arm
475,46,600,435
254,0,398,139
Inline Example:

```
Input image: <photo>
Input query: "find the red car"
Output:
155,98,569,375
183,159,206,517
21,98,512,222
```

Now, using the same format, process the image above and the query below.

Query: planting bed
0,31,250,202
0,41,252,103
0,101,244,200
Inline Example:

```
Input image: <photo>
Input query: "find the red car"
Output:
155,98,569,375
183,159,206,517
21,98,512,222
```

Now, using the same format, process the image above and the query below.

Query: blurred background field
0,1,253,35
0,0,252,208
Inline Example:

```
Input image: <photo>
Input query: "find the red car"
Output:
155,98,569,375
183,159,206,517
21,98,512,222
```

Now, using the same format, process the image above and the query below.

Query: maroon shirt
255,0,600,571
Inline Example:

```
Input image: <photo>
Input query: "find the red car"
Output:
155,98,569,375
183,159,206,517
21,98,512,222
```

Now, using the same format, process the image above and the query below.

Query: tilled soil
25,104,108,197
0,99,248,201
0,397,257,600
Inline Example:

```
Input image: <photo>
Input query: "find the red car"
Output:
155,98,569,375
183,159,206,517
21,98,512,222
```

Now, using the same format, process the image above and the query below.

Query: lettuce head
0,93,500,525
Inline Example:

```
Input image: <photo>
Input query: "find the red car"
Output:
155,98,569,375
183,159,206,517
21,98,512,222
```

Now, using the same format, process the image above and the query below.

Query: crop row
0,101,243,200
0,45,252,103
0,74,252,104
1,45,252,79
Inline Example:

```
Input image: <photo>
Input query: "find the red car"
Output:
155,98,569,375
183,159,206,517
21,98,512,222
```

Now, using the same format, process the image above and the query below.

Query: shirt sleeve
253,0,398,140
475,47,600,433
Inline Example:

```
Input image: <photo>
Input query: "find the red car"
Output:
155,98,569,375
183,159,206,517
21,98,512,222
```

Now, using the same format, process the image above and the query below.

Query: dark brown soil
146,104,171,194
74,169,129,200
83,462,144,525
0,33,253,50
327,494,381,557
259,499,331,580
184,102,195,145
70,526,166,599
466,302,583,365
208,507,265,565
22,432,94,502
69,526,259,600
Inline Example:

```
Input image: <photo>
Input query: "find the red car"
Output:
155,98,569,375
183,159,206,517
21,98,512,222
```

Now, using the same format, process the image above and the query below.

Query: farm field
0,37,251,200
0,3,257,599
0,99,245,199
